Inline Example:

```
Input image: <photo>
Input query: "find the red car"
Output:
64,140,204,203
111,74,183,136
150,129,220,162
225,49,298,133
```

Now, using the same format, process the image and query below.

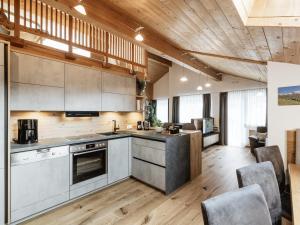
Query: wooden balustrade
0,0,146,71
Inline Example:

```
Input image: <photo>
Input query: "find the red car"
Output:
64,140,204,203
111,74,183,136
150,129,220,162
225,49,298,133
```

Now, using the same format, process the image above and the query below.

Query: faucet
112,120,120,133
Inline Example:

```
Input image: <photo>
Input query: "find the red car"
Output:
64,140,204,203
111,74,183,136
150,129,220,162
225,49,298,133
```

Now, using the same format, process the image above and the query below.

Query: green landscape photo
278,85,300,105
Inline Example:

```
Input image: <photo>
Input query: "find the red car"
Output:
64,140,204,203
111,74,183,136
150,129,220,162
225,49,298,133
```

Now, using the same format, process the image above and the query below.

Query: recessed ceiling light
74,4,86,15
205,83,211,88
180,77,188,82
197,86,203,91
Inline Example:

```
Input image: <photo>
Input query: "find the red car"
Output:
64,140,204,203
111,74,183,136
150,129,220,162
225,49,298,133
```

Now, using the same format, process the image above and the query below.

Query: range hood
65,112,99,117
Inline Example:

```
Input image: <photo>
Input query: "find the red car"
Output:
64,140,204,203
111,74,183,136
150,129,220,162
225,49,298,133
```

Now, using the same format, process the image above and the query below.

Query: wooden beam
183,49,268,65
148,52,172,67
45,0,222,80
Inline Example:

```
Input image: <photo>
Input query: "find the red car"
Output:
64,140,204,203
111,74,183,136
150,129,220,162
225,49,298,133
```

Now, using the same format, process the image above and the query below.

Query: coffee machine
16,119,38,144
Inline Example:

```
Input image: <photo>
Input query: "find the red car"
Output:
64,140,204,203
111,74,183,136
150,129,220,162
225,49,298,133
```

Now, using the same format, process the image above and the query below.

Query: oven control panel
70,141,107,153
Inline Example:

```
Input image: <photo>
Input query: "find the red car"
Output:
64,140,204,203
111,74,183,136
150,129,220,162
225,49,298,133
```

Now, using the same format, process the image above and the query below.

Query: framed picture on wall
278,85,300,105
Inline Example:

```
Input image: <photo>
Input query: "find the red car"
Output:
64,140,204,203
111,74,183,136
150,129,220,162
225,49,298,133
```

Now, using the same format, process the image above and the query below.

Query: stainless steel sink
98,132,119,136
98,131,132,136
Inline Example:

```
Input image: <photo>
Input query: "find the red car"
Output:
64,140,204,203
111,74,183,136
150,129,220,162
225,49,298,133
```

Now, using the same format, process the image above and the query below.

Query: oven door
72,148,106,185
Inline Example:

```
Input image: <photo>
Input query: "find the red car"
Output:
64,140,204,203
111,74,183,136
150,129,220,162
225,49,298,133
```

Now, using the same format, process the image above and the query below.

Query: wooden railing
0,0,146,70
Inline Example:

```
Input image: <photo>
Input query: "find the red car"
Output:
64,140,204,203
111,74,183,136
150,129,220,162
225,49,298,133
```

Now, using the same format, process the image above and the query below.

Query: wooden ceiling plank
247,27,272,61
263,27,284,62
213,0,263,60
54,0,222,80
162,0,235,56
185,0,244,57
198,0,259,60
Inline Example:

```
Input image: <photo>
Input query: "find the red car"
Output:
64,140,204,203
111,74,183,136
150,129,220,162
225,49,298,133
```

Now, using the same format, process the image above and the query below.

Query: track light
74,1,86,15
135,26,144,42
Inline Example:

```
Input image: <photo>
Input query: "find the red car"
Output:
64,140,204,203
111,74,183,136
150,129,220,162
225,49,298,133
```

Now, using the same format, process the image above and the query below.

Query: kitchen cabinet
132,158,166,191
102,93,135,112
11,53,65,87
101,72,136,112
65,64,102,111
102,72,135,95
11,82,64,111
131,136,190,194
11,146,70,222
108,138,129,184
10,53,65,111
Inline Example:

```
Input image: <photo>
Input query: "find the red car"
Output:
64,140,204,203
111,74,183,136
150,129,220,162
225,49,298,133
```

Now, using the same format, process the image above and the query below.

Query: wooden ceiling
55,0,300,82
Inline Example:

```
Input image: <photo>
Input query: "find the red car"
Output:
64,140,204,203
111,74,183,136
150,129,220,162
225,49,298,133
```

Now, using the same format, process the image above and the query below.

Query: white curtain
179,94,203,123
156,99,169,123
228,88,267,147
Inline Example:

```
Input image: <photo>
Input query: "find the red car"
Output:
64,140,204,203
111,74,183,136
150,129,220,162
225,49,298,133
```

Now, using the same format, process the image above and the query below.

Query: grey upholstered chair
236,162,282,225
201,184,272,225
254,146,292,220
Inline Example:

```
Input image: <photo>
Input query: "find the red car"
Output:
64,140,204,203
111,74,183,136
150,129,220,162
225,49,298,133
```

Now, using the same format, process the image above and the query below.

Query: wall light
74,2,86,15
180,76,188,82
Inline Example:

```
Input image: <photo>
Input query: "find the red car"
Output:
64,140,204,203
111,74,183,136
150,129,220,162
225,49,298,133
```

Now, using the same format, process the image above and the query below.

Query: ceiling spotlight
205,83,211,88
135,26,144,42
180,76,188,82
74,2,86,15
197,86,203,91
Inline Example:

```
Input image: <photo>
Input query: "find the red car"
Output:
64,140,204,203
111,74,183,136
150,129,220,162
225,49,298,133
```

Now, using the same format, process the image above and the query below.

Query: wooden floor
22,146,291,225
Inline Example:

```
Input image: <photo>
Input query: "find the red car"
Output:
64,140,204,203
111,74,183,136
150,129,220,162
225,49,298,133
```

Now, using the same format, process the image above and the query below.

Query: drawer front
132,138,165,150
132,144,165,167
132,158,165,191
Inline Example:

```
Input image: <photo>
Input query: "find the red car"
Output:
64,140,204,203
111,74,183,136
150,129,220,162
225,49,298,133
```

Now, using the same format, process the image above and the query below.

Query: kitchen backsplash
10,112,143,140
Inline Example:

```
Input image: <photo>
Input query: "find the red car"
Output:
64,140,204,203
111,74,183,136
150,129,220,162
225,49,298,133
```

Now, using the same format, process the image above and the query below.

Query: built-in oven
70,141,107,185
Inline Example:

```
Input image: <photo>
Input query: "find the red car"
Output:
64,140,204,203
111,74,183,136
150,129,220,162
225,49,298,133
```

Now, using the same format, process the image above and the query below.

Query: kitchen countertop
11,130,188,153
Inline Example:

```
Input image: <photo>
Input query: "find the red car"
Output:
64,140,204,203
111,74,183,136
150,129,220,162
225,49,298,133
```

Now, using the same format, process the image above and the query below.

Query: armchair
249,126,267,154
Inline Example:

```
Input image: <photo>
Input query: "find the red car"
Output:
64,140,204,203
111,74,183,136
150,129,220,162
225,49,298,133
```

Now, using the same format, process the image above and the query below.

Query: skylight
233,0,300,27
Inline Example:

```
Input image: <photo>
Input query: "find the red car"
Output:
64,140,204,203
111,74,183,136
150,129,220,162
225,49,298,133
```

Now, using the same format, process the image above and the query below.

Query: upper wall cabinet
11,53,64,87
102,72,136,111
102,72,136,95
65,64,102,111
10,53,65,111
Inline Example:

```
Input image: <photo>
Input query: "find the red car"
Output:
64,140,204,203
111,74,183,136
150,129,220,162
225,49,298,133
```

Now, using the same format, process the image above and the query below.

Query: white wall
268,61,300,168
153,63,266,124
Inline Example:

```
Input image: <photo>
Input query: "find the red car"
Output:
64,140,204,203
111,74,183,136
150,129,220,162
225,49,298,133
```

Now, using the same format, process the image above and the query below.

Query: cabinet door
101,93,123,111
11,82,64,111
102,72,127,94
123,95,136,112
125,77,136,95
11,53,64,87
108,138,129,184
65,64,102,111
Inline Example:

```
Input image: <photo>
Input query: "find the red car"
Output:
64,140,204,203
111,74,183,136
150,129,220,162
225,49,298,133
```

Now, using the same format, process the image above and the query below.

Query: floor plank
21,145,291,225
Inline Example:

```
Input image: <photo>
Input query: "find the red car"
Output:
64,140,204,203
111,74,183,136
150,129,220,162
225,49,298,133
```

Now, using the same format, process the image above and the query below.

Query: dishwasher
10,146,70,223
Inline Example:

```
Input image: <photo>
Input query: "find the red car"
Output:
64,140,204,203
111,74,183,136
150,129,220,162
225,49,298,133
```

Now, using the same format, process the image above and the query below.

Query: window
179,95,203,123
156,99,169,123
228,88,267,147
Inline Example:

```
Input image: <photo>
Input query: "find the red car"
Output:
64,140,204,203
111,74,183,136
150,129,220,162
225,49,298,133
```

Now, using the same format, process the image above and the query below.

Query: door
65,64,102,111
108,138,129,184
